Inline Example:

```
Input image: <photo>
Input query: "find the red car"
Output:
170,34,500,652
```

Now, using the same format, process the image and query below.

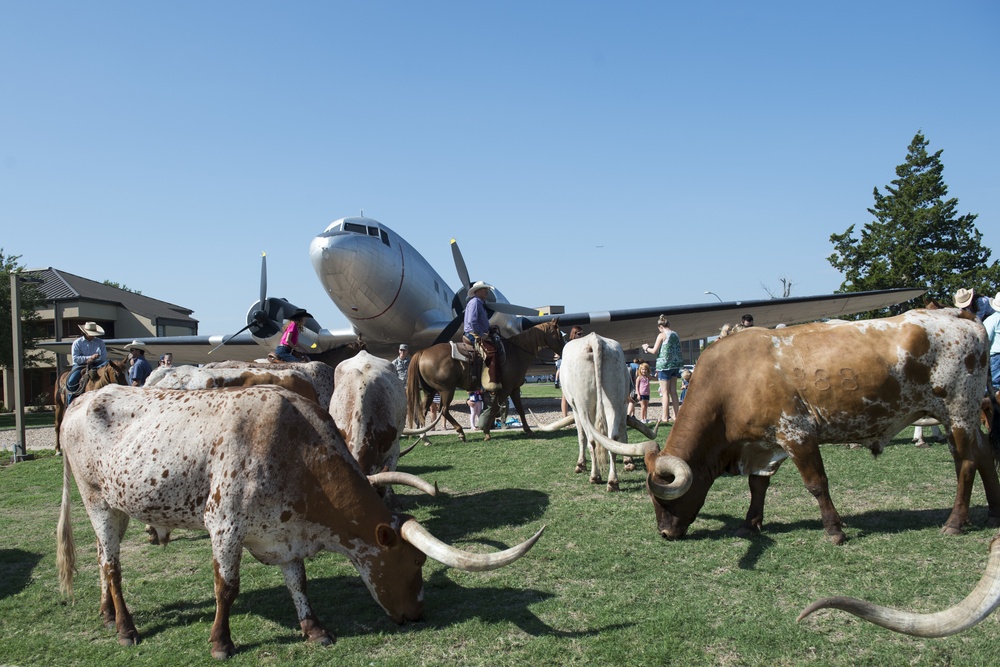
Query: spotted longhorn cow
558,333,658,491
589,308,1000,544
329,350,436,506
149,361,336,407
57,384,543,659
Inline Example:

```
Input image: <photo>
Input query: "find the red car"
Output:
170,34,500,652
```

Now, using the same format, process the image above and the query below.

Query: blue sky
3,2,998,337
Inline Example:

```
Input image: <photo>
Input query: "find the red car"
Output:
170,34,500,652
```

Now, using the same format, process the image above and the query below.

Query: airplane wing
37,329,367,366
520,287,928,351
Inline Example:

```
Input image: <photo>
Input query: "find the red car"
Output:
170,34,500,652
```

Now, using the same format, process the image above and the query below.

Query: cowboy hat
124,340,147,351
467,281,494,298
289,308,313,319
78,321,105,337
954,288,974,309
991,291,1000,312
399,344,408,350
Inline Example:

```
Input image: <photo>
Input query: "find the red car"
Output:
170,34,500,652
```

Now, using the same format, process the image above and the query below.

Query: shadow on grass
0,549,43,599
396,487,550,541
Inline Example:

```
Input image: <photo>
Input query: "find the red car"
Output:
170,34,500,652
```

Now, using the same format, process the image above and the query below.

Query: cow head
644,445,707,539
355,515,428,624
353,513,545,624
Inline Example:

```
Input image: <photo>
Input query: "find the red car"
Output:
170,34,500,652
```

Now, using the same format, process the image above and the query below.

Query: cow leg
736,474,772,538
942,426,1000,534
574,423,587,473
279,559,334,646
787,439,847,544
606,451,619,492
589,442,603,485
207,529,246,659
509,388,533,435
94,510,139,645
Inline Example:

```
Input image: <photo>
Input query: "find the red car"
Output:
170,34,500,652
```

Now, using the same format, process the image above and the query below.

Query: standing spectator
158,353,173,368
560,326,584,416
635,362,652,423
466,390,484,430
627,358,640,417
125,341,152,387
680,368,693,404
741,313,755,328
642,315,682,422
393,344,410,382
66,322,107,405
984,291,1000,387
955,287,997,323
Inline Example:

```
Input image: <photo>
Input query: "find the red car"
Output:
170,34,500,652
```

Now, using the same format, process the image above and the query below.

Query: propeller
208,252,292,354
432,240,538,344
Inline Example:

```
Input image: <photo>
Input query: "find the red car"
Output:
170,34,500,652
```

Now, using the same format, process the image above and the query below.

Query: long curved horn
403,414,441,436
367,472,438,496
627,415,660,439
400,520,545,572
587,423,657,458
797,534,1000,637
647,454,694,500
536,414,576,432
397,442,418,458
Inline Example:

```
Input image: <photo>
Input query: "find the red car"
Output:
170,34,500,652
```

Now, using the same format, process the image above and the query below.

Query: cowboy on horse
463,281,504,388
66,321,109,405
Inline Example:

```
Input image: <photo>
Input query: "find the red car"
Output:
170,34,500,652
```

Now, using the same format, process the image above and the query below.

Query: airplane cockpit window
379,229,390,247
344,222,367,234
367,226,379,237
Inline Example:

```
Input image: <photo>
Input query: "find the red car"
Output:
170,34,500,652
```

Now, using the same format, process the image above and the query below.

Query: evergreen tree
0,249,46,370
828,132,1000,318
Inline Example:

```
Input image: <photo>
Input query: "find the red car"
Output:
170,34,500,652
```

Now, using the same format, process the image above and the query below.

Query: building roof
24,267,198,326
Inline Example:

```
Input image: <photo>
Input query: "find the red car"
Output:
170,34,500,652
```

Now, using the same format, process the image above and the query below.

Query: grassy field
2,417,999,666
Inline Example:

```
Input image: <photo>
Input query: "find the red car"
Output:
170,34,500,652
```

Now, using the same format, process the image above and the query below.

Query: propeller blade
451,239,471,302
207,322,254,355
433,316,464,345
259,252,268,309
488,302,539,317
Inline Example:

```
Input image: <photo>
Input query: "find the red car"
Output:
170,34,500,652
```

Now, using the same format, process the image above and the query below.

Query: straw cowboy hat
78,322,105,337
467,281,494,298
991,291,1000,312
124,340,147,352
954,288,974,309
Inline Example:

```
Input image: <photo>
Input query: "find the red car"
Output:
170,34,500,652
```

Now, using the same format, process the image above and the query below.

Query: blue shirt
974,295,996,323
984,311,1000,356
463,296,490,336
129,357,152,386
71,336,107,366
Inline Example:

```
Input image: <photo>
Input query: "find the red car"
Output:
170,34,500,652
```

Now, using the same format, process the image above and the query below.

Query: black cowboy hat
290,308,313,319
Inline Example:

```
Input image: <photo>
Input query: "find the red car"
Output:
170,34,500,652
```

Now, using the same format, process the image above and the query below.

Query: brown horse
406,320,565,441
54,359,129,453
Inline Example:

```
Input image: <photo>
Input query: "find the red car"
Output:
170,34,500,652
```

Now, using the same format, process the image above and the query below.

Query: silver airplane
43,215,925,364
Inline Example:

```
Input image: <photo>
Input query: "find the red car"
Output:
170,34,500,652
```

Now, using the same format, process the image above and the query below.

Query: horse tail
57,451,77,599
406,350,425,428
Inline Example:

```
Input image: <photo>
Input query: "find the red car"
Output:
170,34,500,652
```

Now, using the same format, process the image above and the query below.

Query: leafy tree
102,280,142,294
0,249,46,370
828,132,1000,318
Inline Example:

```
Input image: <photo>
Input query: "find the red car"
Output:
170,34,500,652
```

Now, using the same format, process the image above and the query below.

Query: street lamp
9,273,42,463
704,290,723,302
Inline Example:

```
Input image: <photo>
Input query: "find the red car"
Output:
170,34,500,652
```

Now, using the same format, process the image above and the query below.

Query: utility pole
9,273,39,462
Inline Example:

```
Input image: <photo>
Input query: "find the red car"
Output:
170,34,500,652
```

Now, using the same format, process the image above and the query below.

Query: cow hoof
211,641,236,660
606,481,620,492
828,532,848,546
940,524,964,536
624,463,636,472
589,476,602,485
117,631,140,647
482,434,491,442
574,464,586,474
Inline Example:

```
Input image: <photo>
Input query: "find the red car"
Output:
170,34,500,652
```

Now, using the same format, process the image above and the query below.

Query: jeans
274,345,298,362
991,354,1000,388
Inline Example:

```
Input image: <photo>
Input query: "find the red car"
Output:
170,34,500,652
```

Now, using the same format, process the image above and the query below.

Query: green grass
2,426,999,666
0,410,55,430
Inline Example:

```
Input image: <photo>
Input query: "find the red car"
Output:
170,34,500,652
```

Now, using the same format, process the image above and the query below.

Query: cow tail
406,350,424,428
988,375,1000,461
590,340,609,475
56,453,77,599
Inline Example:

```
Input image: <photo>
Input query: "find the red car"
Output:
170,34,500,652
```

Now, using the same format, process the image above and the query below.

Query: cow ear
375,523,397,548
